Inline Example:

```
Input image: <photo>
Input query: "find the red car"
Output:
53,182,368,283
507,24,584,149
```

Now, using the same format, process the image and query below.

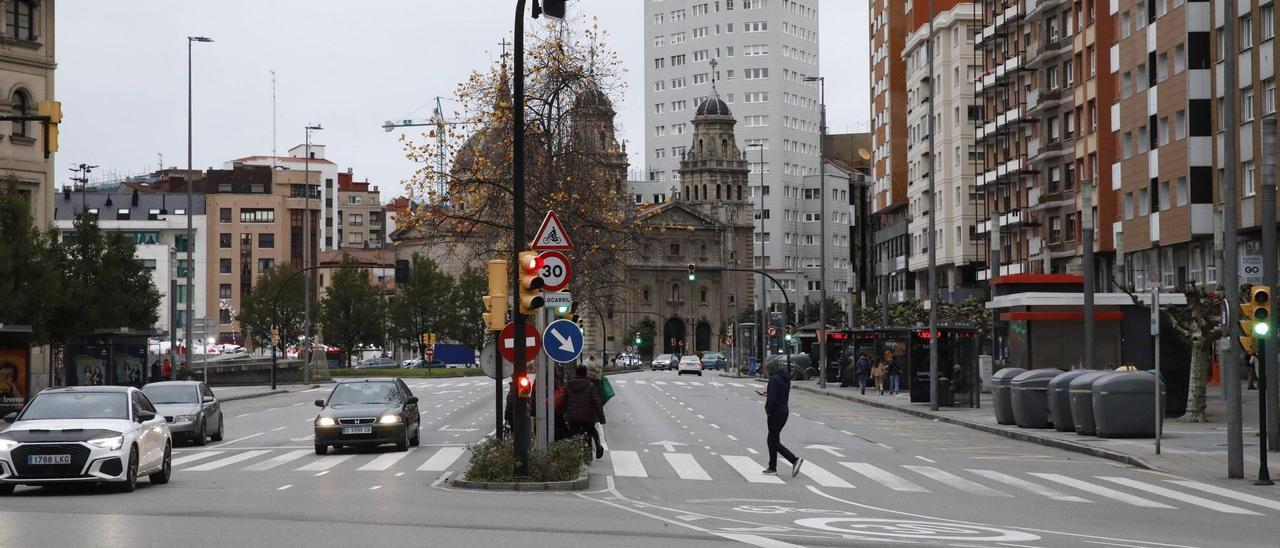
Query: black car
313,378,420,455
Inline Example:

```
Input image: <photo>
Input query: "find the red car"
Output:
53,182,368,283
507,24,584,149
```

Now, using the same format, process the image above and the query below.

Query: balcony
1031,188,1076,213
1026,36,1072,69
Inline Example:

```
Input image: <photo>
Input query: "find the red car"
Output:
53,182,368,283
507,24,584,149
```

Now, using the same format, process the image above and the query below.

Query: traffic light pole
1258,338,1274,485
1263,118,1280,453
1222,0,1245,480
511,0,532,478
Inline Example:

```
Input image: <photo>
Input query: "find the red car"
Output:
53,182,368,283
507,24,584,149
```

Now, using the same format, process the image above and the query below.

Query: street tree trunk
1180,333,1209,423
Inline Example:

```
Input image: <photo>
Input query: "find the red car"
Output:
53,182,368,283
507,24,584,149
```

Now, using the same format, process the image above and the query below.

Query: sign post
1151,286,1161,455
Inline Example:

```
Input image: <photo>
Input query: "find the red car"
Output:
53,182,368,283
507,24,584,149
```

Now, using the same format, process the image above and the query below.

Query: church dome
574,86,613,110
695,97,731,116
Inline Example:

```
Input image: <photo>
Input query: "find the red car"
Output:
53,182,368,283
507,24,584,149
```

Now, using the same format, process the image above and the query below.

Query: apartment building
645,0,839,311
336,170,385,249
902,1,983,303
869,0,913,303
229,144,340,251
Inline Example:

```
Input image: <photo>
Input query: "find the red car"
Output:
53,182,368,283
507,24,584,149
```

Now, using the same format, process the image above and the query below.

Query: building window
176,259,190,279
218,233,231,249
1242,87,1255,121
258,233,274,248
5,0,35,41
9,89,30,138
219,284,232,299
1176,176,1189,207
1124,192,1134,220
1266,81,1278,115
240,208,275,223
1244,161,1257,197
1265,5,1277,41
219,208,232,223
219,258,232,274
258,258,275,273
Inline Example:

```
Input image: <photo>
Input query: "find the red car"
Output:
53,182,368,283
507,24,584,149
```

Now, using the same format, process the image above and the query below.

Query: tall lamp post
804,76,828,389
748,143,768,369
925,0,940,411
186,35,213,378
303,124,323,383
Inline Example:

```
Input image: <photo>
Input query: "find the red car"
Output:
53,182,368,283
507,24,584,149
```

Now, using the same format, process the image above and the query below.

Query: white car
0,386,173,495
677,355,703,376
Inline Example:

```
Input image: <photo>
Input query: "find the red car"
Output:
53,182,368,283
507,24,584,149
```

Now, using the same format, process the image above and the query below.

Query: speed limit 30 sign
538,251,573,292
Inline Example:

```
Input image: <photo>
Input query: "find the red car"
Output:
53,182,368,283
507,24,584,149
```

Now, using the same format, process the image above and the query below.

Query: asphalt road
2,370,1278,548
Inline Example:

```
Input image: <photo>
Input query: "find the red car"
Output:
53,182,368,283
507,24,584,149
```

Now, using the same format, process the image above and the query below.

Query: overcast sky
56,0,868,201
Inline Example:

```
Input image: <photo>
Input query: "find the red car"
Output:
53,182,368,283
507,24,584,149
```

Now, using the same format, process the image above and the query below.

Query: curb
788,382,1158,471
448,471,591,491
220,389,290,403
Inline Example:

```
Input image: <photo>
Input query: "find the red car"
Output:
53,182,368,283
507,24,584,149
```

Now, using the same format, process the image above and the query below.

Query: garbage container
991,367,1026,425
1093,371,1166,438
1067,371,1112,435
938,377,954,407
1047,370,1090,432
1011,369,1064,428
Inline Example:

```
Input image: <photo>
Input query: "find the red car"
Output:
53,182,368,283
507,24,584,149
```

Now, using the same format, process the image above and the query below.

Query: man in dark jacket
756,363,804,477
855,354,872,395
564,365,606,459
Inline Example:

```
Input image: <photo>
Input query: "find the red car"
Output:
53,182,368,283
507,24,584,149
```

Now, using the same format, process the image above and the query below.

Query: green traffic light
558,305,569,314
634,337,642,344
1255,322,1270,337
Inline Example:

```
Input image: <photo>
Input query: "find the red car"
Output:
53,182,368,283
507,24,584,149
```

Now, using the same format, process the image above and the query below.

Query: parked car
402,358,445,369
354,357,398,370
677,355,704,376
313,378,420,454
614,353,642,369
0,386,172,495
699,352,727,371
651,354,678,371
142,381,223,446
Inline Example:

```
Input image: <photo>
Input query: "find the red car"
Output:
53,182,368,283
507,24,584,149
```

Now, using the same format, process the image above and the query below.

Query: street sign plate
767,326,779,337
498,322,541,366
542,319,584,363
480,341,513,380
543,291,572,308
537,251,572,291
531,210,573,250
1241,255,1263,282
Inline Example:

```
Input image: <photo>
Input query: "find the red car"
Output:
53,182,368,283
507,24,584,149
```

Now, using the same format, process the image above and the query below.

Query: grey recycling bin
1093,371,1166,438
1011,369,1064,428
1067,371,1112,435
992,367,1026,425
1048,370,1090,432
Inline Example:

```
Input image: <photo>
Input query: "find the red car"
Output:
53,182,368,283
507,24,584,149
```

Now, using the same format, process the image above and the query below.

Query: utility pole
926,0,940,411
303,124,323,384
186,36,213,379
1083,180,1095,371
1223,0,1245,479
805,75,828,389
1263,117,1280,454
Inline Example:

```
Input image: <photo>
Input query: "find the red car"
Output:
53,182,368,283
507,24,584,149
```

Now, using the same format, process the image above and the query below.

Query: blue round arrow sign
543,319,584,363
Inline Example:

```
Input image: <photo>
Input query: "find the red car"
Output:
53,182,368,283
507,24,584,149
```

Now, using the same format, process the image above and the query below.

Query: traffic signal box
481,259,508,331
687,264,696,281
516,374,532,398
1239,285,1272,356
784,325,794,342
518,251,545,315
37,100,61,157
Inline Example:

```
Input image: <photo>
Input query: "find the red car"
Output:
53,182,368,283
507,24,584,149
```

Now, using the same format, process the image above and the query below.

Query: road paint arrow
650,440,688,452
805,444,845,458
550,327,575,352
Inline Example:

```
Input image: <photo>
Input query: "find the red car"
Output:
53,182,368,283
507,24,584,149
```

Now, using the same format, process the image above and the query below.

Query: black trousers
766,412,797,470
569,421,601,452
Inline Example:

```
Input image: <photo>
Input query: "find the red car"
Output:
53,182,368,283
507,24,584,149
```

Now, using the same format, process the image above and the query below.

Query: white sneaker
791,458,804,478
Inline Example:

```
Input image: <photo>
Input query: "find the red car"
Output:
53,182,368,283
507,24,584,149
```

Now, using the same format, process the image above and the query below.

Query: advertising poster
70,345,109,387
114,345,147,387
0,346,30,413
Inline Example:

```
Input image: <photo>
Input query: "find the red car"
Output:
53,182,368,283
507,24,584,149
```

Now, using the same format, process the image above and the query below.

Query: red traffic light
516,375,532,398
521,252,543,273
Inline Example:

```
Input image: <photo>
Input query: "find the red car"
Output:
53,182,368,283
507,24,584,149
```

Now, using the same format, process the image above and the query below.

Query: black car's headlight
378,414,402,424
316,416,336,427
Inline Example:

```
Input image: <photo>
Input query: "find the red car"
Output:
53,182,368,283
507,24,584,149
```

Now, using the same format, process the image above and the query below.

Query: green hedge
464,435,585,482
329,367,486,378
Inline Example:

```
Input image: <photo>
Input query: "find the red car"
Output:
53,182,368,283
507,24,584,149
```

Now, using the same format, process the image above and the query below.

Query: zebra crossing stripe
185,450,272,471
634,380,648,384
689,382,704,386
297,454,354,471
417,447,466,472
171,451,224,466
243,449,311,471
798,461,856,489
664,452,712,480
710,382,724,386
903,465,1011,497
1168,480,1280,512
1098,477,1261,515
1029,473,1174,509
966,469,1091,502
674,381,688,386
611,450,648,477
722,455,784,484
839,462,928,492
359,448,416,471
654,381,668,385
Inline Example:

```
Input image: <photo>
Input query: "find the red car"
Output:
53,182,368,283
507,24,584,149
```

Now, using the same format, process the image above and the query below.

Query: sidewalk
789,377,1277,482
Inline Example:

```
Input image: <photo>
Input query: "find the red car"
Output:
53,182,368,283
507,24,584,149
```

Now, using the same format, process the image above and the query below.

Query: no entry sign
499,322,541,366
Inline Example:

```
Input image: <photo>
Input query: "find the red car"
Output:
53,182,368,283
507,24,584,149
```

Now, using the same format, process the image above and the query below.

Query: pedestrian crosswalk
173,446,468,475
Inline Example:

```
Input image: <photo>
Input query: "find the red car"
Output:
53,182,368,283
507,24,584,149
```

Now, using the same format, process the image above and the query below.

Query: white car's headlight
379,414,401,424
87,435,124,451
316,417,336,427
0,438,18,451
174,415,197,423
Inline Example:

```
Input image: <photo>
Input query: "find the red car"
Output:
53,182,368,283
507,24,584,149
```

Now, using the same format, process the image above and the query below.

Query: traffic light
784,325,794,342
518,251,545,315
516,374,532,398
1239,285,1272,355
687,264,696,281
534,0,566,19
37,100,60,157
634,333,642,345
481,259,508,331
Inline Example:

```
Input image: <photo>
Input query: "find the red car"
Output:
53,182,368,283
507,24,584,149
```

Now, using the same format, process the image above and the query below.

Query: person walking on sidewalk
872,357,887,395
885,350,902,395
855,354,872,395
755,363,804,477
565,365,606,460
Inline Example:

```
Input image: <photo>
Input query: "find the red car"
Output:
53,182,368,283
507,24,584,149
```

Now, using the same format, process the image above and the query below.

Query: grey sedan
142,381,224,446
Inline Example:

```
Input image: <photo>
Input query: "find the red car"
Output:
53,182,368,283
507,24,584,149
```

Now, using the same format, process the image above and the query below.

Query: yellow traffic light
1239,285,1273,355
37,100,61,156
482,259,508,331
518,251,545,315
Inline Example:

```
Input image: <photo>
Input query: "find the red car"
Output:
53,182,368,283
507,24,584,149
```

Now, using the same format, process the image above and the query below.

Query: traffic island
448,472,590,491
452,435,591,491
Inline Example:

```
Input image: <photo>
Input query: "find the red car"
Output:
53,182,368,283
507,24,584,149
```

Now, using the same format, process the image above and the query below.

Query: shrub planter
448,471,590,491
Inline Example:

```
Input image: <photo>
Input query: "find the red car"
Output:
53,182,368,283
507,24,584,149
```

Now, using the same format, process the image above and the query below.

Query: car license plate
342,426,372,435
28,454,72,465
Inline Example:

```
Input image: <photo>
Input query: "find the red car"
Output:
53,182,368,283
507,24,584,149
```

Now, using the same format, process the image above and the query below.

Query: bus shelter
828,326,981,407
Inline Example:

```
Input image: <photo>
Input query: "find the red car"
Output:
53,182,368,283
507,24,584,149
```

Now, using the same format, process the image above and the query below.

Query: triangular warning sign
531,210,574,250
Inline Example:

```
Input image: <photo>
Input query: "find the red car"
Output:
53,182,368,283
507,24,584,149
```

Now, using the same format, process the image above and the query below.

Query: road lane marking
664,452,711,480
171,451,225,466
277,484,292,491
689,382,704,386
1167,480,1280,511
1029,473,1174,508
713,533,807,548
839,462,928,492
697,415,705,419
235,413,251,418
654,381,668,385
747,448,758,454
727,435,738,441
674,381,687,386
417,447,466,471
314,470,329,476
966,469,1091,502
634,380,648,384
359,449,416,471
610,450,648,477
710,382,723,387
722,455,783,484
297,454,354,471
913,456,936,463
272,426,287,432
244,449,311,471
902,465,1011,497
370,485,382,490
798,461,856,489
217,432,264,446
185,450,271,471
289,434,315,442
1098,477,1261,515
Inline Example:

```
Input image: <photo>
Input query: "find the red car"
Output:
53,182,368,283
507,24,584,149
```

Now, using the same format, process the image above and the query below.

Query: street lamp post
805,75,828,389
748,143,767,367
1082,181,1095,371
303,124,323,384
186,35,212,379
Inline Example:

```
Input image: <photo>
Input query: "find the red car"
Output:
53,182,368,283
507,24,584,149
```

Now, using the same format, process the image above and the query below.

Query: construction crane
383,97,469,201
